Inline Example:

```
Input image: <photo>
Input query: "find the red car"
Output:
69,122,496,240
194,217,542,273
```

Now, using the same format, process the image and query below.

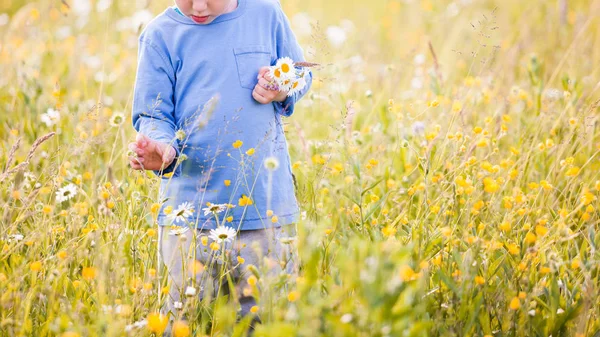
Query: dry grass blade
0,132,55,182
294,61,321,68
3,138,20,174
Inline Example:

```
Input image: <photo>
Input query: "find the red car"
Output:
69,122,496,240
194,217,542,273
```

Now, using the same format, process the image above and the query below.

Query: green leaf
361,177,385,197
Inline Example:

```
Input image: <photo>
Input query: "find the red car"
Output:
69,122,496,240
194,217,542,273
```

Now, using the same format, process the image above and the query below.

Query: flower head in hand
252,66,289,104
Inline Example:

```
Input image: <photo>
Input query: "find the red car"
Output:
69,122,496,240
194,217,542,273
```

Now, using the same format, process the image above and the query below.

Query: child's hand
252,66,289,104
128,133,177,171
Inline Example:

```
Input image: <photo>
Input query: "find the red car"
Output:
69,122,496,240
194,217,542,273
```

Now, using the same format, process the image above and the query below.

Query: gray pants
157,223,298,335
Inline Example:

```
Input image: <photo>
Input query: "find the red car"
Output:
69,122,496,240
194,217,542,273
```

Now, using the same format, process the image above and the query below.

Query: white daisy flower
273,56,296,80
125,319,147,332
202,203,228,216
109,111,125,127
287,76,307,97
41,108,61,127
55,183,78,203
166,202,195,224
168,226,190,236
208,226,237,243
268,66,284,83
22,172,37,190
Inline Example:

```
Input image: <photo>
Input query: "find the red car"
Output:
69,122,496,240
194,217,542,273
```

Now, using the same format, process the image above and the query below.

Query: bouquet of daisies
267,57,318,97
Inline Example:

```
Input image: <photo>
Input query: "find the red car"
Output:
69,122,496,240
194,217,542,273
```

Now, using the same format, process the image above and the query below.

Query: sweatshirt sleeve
272,3,313,118
131,37,181,177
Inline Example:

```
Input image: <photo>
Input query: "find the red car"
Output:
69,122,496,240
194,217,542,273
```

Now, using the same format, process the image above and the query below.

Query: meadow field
1,0,600,336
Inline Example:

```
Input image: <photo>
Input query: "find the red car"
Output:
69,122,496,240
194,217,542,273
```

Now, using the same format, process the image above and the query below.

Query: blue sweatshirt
131,0,312,230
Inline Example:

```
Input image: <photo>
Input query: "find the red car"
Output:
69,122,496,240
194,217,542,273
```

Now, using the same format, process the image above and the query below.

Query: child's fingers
252,89,269,104
257,66,270,79
253,85,273,99
263,71,274,82
258,78,278,91
128,157,144,170
128,143,145,156
136,133,149,148
128,155,145,164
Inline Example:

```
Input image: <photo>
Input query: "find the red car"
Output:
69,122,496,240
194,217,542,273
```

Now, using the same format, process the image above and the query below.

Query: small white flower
340,313,353,323
185,286,197,296
411,77,423,89
96,0,112,12
557,308,565,314
326,25,347,48
411,121,426,136
41,108,61,127
208,226,237,243
109,111,125,127
365,89,373,98
55,183,78,203
166,202,195,224
22,172,37,190
528,309,536,316
414,53,426,65
7,234,24,242
291,12,312,37
279,235,296,244
264,157,280,171
0,13,9,26
174,301,183,309
175,129,186,141
202,203,228,216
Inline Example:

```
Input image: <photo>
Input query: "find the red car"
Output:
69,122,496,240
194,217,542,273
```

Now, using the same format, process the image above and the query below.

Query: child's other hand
128,133,176,171
252,66,288,104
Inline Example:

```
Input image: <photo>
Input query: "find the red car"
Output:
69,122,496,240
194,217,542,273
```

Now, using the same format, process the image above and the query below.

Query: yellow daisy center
281,63,290,73
274,68,281,78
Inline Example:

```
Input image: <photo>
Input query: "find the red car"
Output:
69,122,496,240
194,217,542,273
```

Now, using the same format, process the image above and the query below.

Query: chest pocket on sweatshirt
233,45,272,90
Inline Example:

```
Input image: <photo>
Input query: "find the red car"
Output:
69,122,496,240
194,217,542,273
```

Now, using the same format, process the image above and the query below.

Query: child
127,0,312,334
